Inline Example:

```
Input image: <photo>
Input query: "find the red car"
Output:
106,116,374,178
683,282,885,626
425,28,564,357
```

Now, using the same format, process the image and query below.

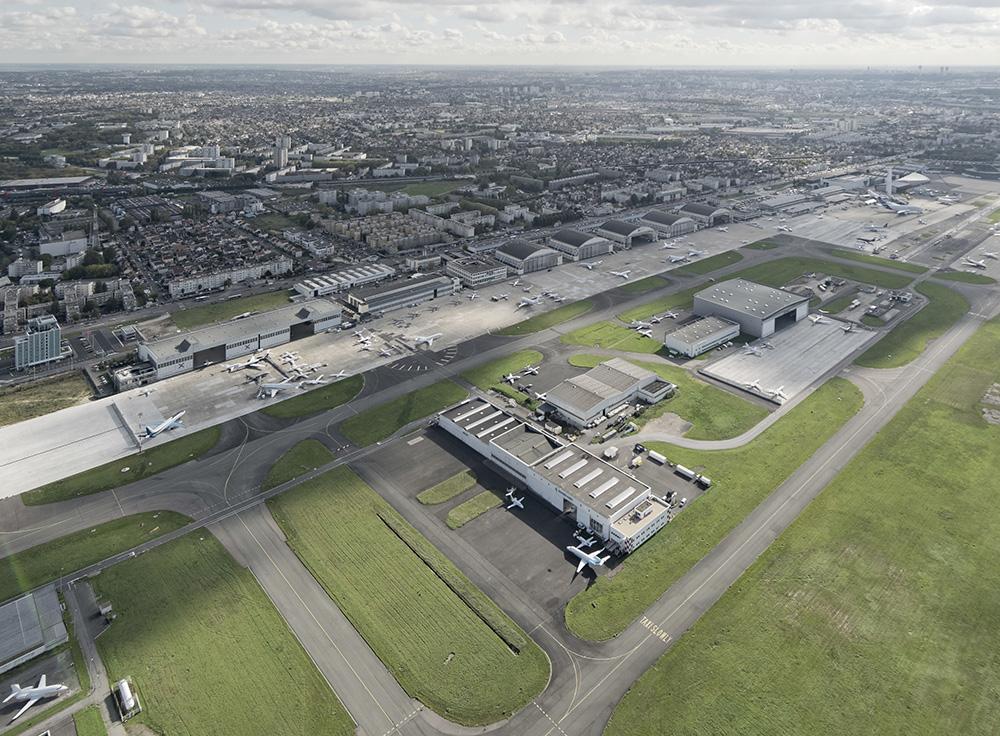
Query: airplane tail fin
600,554,611,565
3,685,19,703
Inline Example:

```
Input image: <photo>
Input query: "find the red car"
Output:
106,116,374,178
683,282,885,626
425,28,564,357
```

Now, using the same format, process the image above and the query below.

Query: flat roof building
14,315,62,370
294,264,396,298
547,229,613,261
494,239,562,274
344,274,457,317
664,316,741,358
0,587,68,675
694,278,808,338
446,256,508,288
0,176,94,191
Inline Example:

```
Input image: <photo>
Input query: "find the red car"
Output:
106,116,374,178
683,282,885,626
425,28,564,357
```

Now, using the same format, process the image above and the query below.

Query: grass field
261,439,333,491
0,373,92,428
565,378,863,641
822,247,928,273
268,467,549,725
856,281,968,368
461,350,543,392
820,290,859,314
249,213,298,232
674,250,743,275
93,533,353,736
988,207,1000,223
744,240,780,250
0,512,190,604
605,317,1000,736
339,380,467,446
618,285,703,323
446,491,503,528
171,290,293,330
22,426,222,505
260,375,363,419
418,470,478,505
568,354,768,441
496,299,593,336
561,322,663,353
73,706,108,736
618,275,670,294
936,270,997,285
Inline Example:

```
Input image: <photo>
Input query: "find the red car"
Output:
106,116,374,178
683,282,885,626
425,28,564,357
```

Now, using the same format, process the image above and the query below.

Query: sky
2,0,1000,67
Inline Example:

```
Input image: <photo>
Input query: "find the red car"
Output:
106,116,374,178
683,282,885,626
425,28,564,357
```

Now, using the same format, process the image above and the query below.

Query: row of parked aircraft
503,488,610,572
963,251,998,269
743,379,788,401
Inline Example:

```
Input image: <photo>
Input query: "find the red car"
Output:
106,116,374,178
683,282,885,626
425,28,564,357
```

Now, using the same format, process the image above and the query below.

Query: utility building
446,256,508,288
664,316,740,358
547,229,614,261
344,273,457,317
694,279,808,338
438,397,670,554
545,358,674,429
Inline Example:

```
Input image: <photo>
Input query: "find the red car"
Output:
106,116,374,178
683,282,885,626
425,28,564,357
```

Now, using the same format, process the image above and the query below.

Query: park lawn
936,270,997,285
606,317,1000,736
618,275,670,294
418,470,478,505
446,491,503,529
497,299,594,336
822,246,928,273
0,373,92,428
0,512,190,604
171,290,293,330
93,533,353,736
261,439,334,491
22,426,222,505
261,375,363,419
339,380,467,446
855,281,968,368
461,350,543,391
561,322,663,354
674,250,743,275
568,355,768,441
73,706,108,736
566,377,863,641
268,467,549,725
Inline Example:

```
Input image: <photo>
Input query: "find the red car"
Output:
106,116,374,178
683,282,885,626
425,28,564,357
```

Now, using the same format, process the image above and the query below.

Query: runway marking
381,706,421,736
235,513,397,730
406,437,424,446
110,489,126,518
639,616,672,644
534,702,570,736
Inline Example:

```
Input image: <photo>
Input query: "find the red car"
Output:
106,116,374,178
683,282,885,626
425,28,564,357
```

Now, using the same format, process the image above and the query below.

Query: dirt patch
640,411,692,437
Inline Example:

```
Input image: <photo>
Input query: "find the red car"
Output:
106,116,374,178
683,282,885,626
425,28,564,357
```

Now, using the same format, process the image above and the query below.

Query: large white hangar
694,279,809,338
546,358,674,429
548,229,614,261
494,239,563,274
593,220,657,248
639,210,697,237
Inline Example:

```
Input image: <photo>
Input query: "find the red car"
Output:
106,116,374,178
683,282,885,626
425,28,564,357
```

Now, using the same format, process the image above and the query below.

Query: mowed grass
261,439,333,491
821,290,859,314
618,275,670,294
0,373,92,428
569,354,767,441
562,322,663,354
73,706,108,736
339,380,467,446
988,207,1000,223
171,290,293,330
856,281,968,368
22,426,222,505
566,377,863,641
674,250,743,275
268,467,549,725
93,533,353,736
822,246,928,273
0,512,190,604
744,239,780,250
496,299,593,335
418,470,478,505
606,318,1000,736
261,374,363,419
936,270,997,285
461,350,543,391
447,491,503,529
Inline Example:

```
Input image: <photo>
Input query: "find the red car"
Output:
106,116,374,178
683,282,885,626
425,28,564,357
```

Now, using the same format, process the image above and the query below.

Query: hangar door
289,321,313,341
193,344,226,368
773,308,799,333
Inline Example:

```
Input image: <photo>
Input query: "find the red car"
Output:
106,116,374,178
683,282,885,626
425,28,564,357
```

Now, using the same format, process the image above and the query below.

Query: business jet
257,379,296,399
330,369,349,379
660,242,677,250
742,344,763,357
298,375,328,387
637,328,653,338
718,226,729,232
745,378,762,391
4,675,69,721
984,252,999,260
468,292,479,300
809,315,830,325
532,391,547,401
505,488,525,510
611,270,631,280
522,365,540,375
580,261,603,270
567,545,611,573
412,333,443,348
143,411,184,439
502,373,521,384
518,296,542,308
379,348,394,358
511,279,521,287
573,531,598,548
963,258,988,269
767,385,788,401
629,320,652,330
491,293,510,301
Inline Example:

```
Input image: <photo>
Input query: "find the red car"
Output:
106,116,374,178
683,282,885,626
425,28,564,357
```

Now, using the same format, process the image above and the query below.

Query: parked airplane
511,279,521,287
567,545,611,573
491,293,510,301
143,411,184,439
503,373,521,384
717,226,729,232
505,488,524,510
669,254,689,263
742,345,763,357
745,379,762,391
299,375,327,387
809,315,829,325
687,249,705,257
468,292,479,300
841,323,854,333
660,243,677,250
517,296,542,308
637,328,653,338
629,320,652,330
918,218,927,225
984,252,999,260
225,352,268,372
413,333,443,348
662,311,679,320
573,531,598,548
611,270,631,279
4,675,69,721
257,378,296,399
767,385,788,401
963,258,987,269
522,365,540,375
379,348,394,358
330,369,349,379
533,391,547,401
579,261,603,270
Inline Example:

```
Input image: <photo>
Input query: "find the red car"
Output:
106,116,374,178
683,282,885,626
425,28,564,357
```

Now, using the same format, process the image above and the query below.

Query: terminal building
545,358,674,429
437,397,670,554
693,279,809,338
494,239,563,274
547,229,614,261
137,300,341,380
664,316,741,358
344,273,457,318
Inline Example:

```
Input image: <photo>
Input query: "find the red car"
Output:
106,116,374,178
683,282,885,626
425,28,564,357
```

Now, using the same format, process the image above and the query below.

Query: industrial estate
1,59,999,736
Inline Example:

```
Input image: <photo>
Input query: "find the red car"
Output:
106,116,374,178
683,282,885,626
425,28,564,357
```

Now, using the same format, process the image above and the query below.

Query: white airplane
4,675,69,721
257,378,296,399
573,531,598,548
502,373,521,384
718,226,729,232
611,270,631,280
298,375,327,387
505,487,524,510
413,333,442,348
918,218,927,225
637,328,653,338
745,378,762,391
533,391,547,401
522,365,540,375
841,323,854,333
225,352,268,372
742,344,763,357
552,295,566,302
279,350,299,360
517,296,542,308
661,311,679,320
984,252,999,260
660,242,677,250
629,320,652,330
143,411,184,439
580,261,603,270
687,249,705,257
809,315,830,325
379,348,394,358
963,258,987,269
491,293,510,301
567,544,611,574
330,369,349,379
767,385,788,401
669,254,689,263
468,292,479,300
511,279,521,287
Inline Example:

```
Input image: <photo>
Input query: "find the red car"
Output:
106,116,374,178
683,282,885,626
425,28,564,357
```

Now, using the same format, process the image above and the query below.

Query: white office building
14,315,62,370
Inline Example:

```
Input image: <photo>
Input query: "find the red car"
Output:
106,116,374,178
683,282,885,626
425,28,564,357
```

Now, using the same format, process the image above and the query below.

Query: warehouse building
437,397,670,554
694,279,809,338
593,220,657,248
294,264,396,298
638,210,697,237
0,587,68,675
546,358,674,429
664,316,740,358
547,229,614,261
494,239,563,274
678,202,732,227
138,300,341,380
344,273,457,318
446,256,508,288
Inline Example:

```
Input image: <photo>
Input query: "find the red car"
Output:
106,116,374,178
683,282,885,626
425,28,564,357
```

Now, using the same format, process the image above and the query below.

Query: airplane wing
37,675,45,688
576,559,588,574
13,698,39,721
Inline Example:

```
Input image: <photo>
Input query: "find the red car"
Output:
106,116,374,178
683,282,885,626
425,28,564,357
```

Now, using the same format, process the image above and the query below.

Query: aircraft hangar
693,278,810,338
